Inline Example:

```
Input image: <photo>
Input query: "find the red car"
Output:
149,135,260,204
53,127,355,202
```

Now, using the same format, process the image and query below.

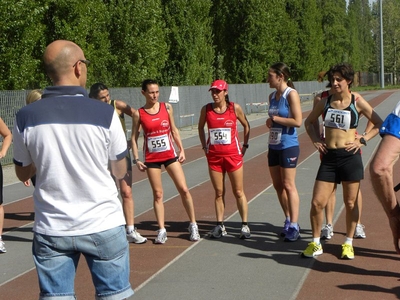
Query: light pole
380,0,385,88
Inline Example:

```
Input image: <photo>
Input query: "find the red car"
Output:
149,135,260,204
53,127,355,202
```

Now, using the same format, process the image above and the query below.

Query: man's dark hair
89,82,108,99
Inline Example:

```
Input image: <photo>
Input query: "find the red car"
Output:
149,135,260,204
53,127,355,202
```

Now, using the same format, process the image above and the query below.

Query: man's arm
15,164,36,182
110,158,127,180
109,110,129,179
12,115,36,183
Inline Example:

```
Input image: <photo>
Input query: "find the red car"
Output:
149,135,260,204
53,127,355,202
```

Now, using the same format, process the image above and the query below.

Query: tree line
0,0,396,90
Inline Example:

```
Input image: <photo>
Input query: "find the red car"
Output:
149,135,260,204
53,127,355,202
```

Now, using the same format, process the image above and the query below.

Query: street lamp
380,0,384,88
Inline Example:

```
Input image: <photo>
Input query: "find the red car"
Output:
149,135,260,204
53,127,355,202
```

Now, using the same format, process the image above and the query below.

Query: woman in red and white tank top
198,79,251,239
139,101,177,162
131,79,200,244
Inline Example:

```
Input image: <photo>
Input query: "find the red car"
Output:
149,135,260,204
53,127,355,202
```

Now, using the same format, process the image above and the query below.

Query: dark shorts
317,148,363,183
126,157,132,172
0,162,2,205
268,146,300,168
145,157,178,169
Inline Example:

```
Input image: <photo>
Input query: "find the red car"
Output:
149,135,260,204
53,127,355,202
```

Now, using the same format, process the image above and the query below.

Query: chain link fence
0,81,326,165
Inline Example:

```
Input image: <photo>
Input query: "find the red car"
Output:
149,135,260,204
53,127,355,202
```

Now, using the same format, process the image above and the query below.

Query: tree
0,0,385,88
213,0,290,84
347,0,375,72
0,0,48,89
318,0,350,69
43,0,114,87
381,0,400,83
285,0,324,80
108,0,168,87
161,0,214,85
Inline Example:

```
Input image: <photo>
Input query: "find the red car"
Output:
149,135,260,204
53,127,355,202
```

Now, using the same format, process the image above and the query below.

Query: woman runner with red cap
198,79,251,239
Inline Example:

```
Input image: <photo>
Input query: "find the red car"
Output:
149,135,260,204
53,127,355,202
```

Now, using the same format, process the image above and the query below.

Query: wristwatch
359,137,367,146
132,158,140,165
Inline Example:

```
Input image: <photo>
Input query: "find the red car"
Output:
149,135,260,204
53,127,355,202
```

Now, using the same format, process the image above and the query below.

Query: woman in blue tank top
266,62,302,242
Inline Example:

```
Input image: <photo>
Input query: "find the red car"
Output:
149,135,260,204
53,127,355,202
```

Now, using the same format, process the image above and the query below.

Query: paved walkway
1,90,400,300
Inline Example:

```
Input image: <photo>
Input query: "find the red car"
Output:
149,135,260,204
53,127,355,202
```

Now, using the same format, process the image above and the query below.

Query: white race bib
209,128,231,145
324,109,351,130
147,134,170,153
269,128,282,145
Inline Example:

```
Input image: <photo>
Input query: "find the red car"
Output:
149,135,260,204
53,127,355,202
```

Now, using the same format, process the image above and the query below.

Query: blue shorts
33,226,134,300
380,113,400,138
268,146,300,168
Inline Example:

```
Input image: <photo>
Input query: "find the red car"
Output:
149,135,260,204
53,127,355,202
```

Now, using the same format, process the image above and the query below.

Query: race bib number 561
324,109,351,130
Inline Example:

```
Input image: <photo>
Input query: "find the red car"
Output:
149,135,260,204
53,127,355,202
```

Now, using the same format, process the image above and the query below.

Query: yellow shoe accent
341,243,354,259
302,242,323,258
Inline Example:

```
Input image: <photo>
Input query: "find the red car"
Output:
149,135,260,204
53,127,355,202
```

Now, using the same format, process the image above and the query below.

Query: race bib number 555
147,134,170,153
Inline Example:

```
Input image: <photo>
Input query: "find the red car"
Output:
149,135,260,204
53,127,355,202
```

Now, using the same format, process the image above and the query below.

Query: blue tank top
268,87,299,150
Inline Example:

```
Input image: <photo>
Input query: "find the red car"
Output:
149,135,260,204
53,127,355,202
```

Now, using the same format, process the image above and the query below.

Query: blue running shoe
284,225,300,242
280,219,290,237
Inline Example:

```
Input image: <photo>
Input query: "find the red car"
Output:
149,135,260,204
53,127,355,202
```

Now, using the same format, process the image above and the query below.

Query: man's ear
74,61,82,77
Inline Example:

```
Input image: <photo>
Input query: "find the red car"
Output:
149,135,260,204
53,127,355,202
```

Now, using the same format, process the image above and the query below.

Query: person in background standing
89,82,147,244
266,62,302,242
198,79,251,239
0,118,12,253
131,79,200,244
26,89,42,105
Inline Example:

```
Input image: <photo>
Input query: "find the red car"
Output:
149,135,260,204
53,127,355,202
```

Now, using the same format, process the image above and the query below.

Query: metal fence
0,81,327,165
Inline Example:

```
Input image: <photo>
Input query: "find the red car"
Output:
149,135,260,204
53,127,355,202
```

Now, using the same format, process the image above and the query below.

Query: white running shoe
209,225,227,239
321,224,334,240
127,228,147,244
188,223,200,241
155,229,168,244
240,225,251,239
0,240,6,253
354,223,366,239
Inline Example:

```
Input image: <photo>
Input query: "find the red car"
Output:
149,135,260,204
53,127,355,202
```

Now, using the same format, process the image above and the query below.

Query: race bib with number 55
209,128,231,145
147,134,170,153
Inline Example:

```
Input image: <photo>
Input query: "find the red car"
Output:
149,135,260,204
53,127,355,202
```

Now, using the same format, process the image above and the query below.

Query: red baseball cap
209,79,228,91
